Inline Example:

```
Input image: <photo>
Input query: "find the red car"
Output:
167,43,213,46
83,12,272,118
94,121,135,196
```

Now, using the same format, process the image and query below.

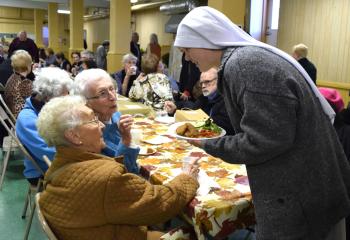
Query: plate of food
154,116,175,124
168,118,226,140
142,135,173,145
139,147,157,156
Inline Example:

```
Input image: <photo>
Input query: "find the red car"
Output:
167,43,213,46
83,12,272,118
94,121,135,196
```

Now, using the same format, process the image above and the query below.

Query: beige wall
84,18,109,52
278,0,350,84
0,7,34,40
208,0,245,27
134,8,173,52
58,14,70,54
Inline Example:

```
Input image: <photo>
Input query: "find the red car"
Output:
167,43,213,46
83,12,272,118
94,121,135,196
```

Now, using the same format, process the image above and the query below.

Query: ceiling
0,0,166,10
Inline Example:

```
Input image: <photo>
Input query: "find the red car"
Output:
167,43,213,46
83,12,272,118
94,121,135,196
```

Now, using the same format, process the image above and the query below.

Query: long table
133,117,255,240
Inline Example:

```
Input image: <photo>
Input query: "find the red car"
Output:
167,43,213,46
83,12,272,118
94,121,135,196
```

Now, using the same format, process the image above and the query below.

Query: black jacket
298,57,317,83
130,41,142,69
177,92,235,135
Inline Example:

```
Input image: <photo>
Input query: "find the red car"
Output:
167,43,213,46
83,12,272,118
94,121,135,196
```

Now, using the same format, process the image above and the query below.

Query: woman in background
146,33,161,60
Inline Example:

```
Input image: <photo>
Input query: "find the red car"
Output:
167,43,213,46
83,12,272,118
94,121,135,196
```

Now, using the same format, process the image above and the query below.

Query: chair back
42,155,52,167
35,193,58,240
0,104,44,176
0,94,16,126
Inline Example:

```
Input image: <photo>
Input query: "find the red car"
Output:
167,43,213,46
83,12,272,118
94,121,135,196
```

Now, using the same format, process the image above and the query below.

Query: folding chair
0,97,18,190
23,155,52,240
35,193,58,240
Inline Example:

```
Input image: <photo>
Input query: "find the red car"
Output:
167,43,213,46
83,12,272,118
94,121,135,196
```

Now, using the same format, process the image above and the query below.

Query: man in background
8,30,39,63
96,40,109,70
292,43,317,84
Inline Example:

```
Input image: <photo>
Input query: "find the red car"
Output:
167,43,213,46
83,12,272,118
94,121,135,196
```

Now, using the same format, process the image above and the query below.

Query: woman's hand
118,114,134,146
164,101,176,114
182,157,200,180
187,139,204,148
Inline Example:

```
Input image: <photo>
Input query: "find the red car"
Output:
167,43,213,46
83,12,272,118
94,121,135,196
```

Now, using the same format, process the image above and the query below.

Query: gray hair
33,67,73,100
80,50,95,60
37,95,86,146
122,53,137,64
73,68,115,98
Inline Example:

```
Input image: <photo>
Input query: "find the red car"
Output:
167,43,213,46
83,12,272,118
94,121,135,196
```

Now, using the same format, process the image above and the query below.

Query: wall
278,0,350,84
83,17,109,52
208,0,245,27
133,8,173,53
0,7,34,40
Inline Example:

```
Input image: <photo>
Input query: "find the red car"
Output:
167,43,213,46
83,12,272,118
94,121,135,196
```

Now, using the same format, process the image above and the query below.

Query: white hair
122,53,137,64
80,50,95,60
37,95,86,146
33,67,73,100
73,68,114,98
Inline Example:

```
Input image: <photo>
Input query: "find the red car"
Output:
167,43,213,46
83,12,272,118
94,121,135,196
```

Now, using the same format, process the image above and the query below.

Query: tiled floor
0,151,47,240
0,150,255,240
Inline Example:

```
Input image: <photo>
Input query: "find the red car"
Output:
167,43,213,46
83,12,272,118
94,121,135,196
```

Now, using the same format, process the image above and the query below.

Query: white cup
130,66,137,75
156,110,168,118
130,128,143,146
182,156,197,172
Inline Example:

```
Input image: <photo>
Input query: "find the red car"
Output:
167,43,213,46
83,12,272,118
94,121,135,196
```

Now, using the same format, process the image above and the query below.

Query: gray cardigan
204,47,350,240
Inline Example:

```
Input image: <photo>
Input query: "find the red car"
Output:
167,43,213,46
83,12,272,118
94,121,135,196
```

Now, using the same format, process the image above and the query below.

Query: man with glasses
165,67,235,135
73,69,139,174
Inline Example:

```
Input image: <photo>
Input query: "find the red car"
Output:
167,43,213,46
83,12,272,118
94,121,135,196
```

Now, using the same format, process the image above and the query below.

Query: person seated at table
16,67,73,186
44,47,56,66
129,54,174,111
55,52,71,72
165,68,235,135
37,95,199,240
70,51,81,77
73,69,140,174
4,49,35,117
81,59,97,70
111,53,141,96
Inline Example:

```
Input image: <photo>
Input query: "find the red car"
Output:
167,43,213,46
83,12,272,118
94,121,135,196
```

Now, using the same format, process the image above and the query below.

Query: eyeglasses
87,86,116,100
80,116,100,126
199,78,217,86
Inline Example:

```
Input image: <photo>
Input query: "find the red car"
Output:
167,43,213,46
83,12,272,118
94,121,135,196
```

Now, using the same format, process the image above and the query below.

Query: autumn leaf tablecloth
134,118,255,240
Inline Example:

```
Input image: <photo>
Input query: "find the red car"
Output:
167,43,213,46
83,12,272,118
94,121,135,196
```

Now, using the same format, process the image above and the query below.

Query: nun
174,6,350,240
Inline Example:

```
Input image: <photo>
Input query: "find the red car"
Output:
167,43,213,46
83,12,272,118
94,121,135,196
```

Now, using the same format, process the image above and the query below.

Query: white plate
154,116,175,124
168,121,226,140
142,135,173,145
139,147,157,156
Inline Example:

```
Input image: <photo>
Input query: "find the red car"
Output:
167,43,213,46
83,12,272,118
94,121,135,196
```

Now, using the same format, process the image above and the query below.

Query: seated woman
70,51,81,77
73,69,139,174
37,95,199,240
44,47,56,66
111,53,141,96
129,54,174,111
4,49,35,117
16,67,73,186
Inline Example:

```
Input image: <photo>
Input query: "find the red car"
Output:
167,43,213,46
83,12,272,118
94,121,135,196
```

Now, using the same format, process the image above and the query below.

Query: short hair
33,67,73,100
102,40,110,47
17,30,27,37
141,54,159,74
82,59,97,69
293,43,308,58
80,50,94,60
55,52,65,60
150,33,158,45
11,50,32,72
122,53,137,64
73,68,114,98
71,51,80,58
37,95,86,146
46,48,54,56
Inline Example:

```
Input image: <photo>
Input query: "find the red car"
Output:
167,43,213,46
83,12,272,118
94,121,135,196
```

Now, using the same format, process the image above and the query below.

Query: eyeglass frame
80,116,100,126
199,77,217,87
86,86,117,100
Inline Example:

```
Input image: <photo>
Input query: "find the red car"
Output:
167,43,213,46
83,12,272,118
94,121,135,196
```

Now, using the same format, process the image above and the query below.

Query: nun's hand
187,139,204,148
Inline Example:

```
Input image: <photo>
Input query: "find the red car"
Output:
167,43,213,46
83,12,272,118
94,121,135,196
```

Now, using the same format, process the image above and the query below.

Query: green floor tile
0,150,47,240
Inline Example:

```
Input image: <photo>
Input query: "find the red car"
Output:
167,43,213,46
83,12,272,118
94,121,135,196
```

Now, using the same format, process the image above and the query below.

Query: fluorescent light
57,9,70,14
130,0,138,3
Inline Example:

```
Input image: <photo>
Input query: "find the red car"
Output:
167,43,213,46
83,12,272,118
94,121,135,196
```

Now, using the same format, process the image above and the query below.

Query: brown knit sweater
40,146,199,240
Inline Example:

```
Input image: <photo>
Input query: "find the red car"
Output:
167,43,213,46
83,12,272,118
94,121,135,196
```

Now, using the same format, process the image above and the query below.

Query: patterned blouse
128,73,174,111
4,72,33,117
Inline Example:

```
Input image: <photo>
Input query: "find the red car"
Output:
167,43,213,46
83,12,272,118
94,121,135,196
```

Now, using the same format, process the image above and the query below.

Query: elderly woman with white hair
16,67,73,185
111,53,141,96
37,95,199,240
174,6,350,240
73,68,139,173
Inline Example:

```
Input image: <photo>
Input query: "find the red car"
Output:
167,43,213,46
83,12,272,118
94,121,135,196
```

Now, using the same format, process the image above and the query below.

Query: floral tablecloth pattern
134,118,255,240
